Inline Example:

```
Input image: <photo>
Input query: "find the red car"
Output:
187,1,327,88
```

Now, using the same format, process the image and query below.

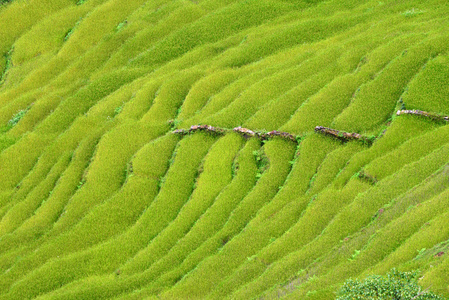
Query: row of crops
1,0,449,298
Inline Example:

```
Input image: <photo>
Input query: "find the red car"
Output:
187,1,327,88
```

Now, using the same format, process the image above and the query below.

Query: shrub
337,269,445,300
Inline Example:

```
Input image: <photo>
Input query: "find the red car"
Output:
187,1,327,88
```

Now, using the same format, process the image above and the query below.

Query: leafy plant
253,148,269,179
337,269,445,300
8,109,27,127
402,8,425,17
113,105,123,116
168,119,182,130
348,249,361,261
115,20,127,32
77,178,86,189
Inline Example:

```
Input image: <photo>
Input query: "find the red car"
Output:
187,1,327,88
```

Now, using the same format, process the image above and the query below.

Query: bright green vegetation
0,0,449,299
337,269,444,300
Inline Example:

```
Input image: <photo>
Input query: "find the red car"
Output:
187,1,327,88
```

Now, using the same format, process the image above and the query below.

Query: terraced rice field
1,0,449,298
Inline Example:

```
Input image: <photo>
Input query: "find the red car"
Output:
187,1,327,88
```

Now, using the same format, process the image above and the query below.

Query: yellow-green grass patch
0,133,216,299
120,133,244,274
128,0,292,68
212,48,344,129
363,124,449,181
0,151,72,235
161,138,296,299
11,135,178,265
332,34,449,132
0,0,73,54
0,129,104,254
100,0,207,72
282,33,421,134
333,115,438,188
229,179,371,299
177,69,238,122
34,68,143,134
402,53,449,114
244,61,341,131
123,138,262,292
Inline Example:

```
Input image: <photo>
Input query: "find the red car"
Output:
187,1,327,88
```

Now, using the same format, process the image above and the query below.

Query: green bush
337,269,445,300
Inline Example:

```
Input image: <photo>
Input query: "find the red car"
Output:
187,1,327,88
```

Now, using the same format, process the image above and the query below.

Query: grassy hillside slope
1,0,449,298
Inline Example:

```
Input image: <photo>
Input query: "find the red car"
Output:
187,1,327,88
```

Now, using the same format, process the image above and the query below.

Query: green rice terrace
1,0,449,298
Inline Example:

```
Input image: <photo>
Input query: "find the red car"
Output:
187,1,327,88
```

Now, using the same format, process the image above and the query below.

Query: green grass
333,35,449,132
1,0,449,299
161,138,296,299
403,53,449,114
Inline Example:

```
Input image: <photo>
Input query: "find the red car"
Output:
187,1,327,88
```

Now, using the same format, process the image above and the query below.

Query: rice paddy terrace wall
1,0,449,299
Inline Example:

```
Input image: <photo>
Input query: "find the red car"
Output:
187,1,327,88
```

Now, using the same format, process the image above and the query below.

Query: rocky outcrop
314,126,374,145
266,130,297,142
172,125,299,143
233,126,258,138
396,110,449,122
172,124,226,135
174,124,374,145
